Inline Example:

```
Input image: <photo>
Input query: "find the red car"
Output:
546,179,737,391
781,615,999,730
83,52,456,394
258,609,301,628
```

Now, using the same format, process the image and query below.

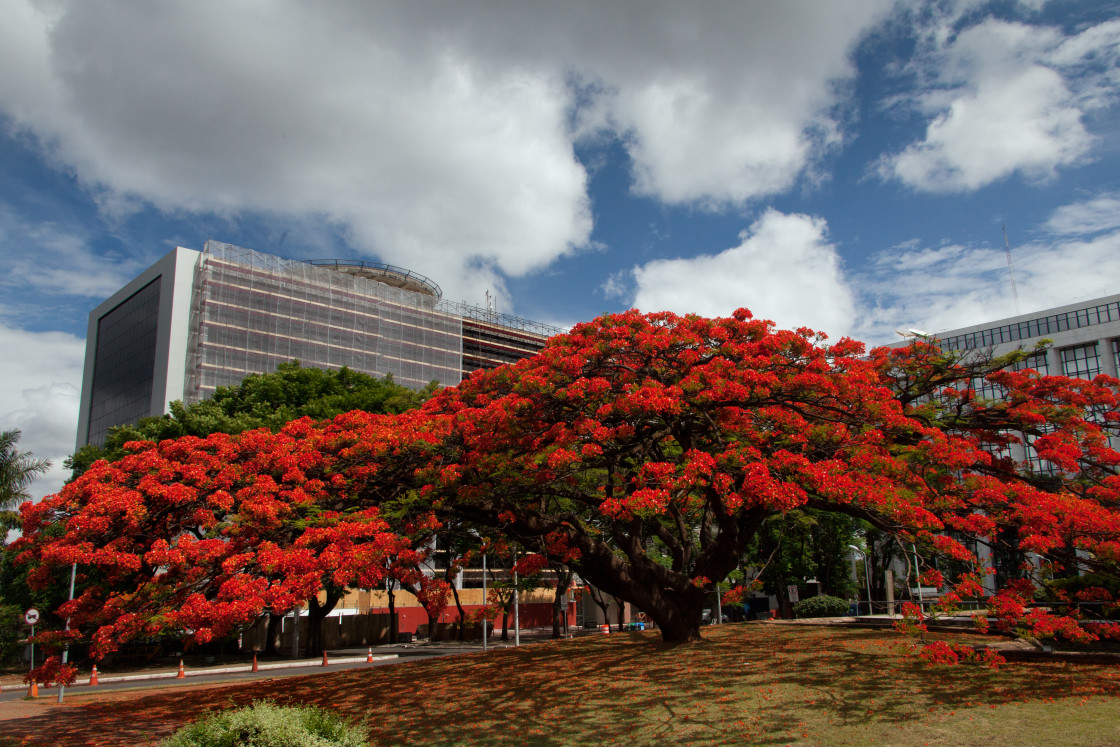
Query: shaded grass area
5,624,1120,746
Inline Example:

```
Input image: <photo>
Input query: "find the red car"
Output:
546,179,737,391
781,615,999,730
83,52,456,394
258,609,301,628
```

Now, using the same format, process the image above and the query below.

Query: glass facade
1060,343,1101,380
86,277,162,446
940,300,1120,352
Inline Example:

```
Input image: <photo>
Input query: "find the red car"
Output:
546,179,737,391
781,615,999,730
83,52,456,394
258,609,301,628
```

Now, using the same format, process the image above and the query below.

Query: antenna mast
1002,224,1021,316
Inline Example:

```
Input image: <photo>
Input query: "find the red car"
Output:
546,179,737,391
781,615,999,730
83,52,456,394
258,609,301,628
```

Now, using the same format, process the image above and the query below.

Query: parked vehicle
701,608,730,625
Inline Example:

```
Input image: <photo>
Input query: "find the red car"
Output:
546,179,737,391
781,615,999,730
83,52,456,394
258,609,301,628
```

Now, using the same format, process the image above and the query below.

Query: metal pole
912,544,924,605
848,546,865,616
57,563,77,703
513,563,520,647
863,556,872,615
849,553,859,607
715,584,723,625
482,551,488,651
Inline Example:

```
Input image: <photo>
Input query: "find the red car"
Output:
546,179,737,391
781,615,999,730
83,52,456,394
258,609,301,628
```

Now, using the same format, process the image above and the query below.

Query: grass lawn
6,623,1120,746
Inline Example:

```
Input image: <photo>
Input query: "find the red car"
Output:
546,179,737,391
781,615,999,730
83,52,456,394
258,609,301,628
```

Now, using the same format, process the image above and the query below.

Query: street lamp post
848,545,872,616
57,562,77,703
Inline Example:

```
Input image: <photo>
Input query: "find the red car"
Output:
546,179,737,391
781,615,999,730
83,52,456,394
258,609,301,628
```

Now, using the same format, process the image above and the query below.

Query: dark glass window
1060,343,1100,381
86,278,162,446
1011,351,1049,375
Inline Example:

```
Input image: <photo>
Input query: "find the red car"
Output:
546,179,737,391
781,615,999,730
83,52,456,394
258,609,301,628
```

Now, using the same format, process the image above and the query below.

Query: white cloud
0,209,146,299
854,228,1120,344
0,1,894,306
627,209,857,337
878,16,1120,192
0,323,85,502
0,1,592,306
1044,192,1120,236
567,2,893,206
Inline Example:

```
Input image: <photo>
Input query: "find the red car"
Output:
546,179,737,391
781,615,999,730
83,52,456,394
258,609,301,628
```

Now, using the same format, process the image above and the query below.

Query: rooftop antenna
1002,224,1021,316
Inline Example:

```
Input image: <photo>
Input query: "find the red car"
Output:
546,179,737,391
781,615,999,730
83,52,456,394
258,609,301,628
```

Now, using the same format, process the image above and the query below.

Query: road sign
24,608,40,625
787,585,799,603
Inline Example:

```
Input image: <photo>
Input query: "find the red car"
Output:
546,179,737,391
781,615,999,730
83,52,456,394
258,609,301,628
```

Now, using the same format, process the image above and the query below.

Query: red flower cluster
917,640,1005,668
24,656,78,686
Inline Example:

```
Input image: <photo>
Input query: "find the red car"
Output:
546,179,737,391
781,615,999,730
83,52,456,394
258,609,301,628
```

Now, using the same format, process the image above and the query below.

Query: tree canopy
23,362,435,659
67,361,435,478
17,309,1120,653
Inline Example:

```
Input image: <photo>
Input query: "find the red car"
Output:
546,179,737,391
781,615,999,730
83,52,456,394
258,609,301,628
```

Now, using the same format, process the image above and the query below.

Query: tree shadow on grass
4,626,1119,746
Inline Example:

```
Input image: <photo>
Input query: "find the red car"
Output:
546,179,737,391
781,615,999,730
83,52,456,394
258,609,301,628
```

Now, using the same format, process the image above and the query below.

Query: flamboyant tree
375,310,1120,642
17,419,416,658
375,309,978,640
18,309,1120,651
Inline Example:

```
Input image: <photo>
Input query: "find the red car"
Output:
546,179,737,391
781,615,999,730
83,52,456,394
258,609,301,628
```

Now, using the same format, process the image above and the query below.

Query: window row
940,301,1120,351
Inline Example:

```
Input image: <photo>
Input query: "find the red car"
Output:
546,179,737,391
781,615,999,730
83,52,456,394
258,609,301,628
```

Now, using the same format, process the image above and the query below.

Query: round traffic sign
24,608,39,625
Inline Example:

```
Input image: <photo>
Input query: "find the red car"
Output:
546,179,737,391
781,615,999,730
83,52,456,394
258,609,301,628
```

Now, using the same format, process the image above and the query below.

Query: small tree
483,547,546,641
0,428,49,512
66,362,433,479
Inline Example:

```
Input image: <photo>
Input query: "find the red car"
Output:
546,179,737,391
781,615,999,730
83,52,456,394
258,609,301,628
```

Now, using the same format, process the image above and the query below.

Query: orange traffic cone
27,681,38,698
251,655,258,673
321,651,329,666
176,659,185,679
366,647,373,663
89,665,100,686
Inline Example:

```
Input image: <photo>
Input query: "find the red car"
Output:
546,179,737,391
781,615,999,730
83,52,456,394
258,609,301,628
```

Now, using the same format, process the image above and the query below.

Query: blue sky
1,0,1119,498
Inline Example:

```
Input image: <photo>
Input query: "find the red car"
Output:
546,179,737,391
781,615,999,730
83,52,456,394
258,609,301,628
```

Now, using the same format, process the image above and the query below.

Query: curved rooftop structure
304,259,442,298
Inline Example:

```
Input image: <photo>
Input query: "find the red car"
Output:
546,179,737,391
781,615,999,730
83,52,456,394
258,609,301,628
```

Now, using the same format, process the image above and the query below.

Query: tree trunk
583,574,705,643
614,595,625,632
426,610,439,642
587,585,611,629
551,569,572,639
387,582,398,644
551,590,564,639
647,605,704,643
450,584,467,641
306,590,341,656
776,567,792,619
263,613,282,656
401,580,440,643
501,609,510,641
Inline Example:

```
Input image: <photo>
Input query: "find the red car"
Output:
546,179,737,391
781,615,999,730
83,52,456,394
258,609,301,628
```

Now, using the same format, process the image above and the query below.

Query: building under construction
77,240,563,447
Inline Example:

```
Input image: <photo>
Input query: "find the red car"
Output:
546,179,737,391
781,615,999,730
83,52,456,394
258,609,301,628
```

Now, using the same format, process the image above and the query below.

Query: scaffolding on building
185,241,464,404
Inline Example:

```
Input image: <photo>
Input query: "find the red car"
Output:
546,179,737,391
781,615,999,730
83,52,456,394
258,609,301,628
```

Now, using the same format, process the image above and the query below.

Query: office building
77,241,562,448
892,295,1120,593
926,294,1120,380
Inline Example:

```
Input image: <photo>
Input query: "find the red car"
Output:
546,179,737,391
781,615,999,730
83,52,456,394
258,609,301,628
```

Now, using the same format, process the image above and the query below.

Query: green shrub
793,595,851,619
160,701,368,747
